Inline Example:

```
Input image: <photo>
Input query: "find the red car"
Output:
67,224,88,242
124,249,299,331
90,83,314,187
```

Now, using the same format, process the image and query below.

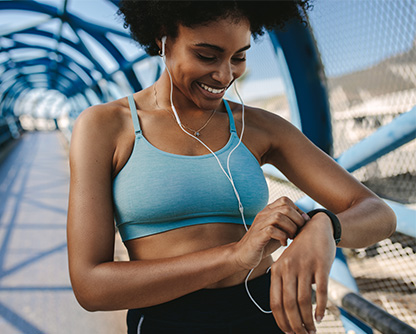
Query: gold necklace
153,84,216,137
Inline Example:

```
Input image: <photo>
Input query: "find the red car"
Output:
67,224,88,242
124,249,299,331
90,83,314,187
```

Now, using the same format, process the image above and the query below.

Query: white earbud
158,46,268,313
161,36,167,58
159,35,182,125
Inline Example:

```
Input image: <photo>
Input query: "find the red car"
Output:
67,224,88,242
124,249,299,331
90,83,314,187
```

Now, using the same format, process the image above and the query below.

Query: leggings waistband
135,272,271,322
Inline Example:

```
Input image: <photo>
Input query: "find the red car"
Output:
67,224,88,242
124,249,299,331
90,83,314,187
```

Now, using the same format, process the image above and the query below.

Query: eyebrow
193,43,251,54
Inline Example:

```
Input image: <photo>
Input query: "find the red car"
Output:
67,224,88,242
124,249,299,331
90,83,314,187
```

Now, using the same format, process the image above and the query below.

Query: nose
211,61,233,86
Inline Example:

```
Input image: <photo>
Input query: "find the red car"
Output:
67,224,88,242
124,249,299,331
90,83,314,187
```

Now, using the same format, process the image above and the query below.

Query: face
161,17,251,111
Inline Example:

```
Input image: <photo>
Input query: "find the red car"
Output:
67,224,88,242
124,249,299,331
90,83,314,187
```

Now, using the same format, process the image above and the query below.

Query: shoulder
72,97,131,138
225,99,290,130
70,97,133,165
224,100,297,164
225,99,295,145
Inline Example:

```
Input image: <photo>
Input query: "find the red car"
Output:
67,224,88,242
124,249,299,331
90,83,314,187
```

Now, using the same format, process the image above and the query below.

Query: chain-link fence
239,0,416,331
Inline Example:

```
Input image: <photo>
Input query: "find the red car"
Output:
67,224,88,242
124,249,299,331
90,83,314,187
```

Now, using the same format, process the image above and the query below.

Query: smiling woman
66,1,396,334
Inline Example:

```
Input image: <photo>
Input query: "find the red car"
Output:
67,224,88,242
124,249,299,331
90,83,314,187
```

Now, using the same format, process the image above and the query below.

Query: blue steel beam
48,0,69,92
65,15,144,91
267,19,371,332
259,59,416,239
1,67,78,98
0,1,59,18
3,27,94,67
384,200,416,238
336,107,416,173
0,69,81,110
2,28,101,81
0,51,82,95
0,0,147,103
0,42,105,101
0,2,119,102
268,20,333,155
1,76,66,105
3,52,92,88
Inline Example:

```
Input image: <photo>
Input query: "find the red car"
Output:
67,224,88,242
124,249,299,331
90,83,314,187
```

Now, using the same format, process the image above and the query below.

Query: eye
232,57,246,62
197,54,216,62
232,52,246,62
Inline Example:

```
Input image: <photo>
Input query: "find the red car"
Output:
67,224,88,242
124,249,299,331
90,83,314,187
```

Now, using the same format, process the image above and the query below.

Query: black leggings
127,272,284,334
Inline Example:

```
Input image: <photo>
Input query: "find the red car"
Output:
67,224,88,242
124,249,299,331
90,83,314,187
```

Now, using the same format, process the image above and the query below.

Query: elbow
385,203,397,238
72,284,103,312
70,272,110,312
376,198,397,239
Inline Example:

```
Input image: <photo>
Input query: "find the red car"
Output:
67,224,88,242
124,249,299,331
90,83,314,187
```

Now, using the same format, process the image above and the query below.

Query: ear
155,37,162,50
156,36,168,57
155,28,168,50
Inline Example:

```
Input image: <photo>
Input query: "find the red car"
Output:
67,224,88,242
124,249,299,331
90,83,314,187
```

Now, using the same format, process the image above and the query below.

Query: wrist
227,242,252,271
307,209,342,245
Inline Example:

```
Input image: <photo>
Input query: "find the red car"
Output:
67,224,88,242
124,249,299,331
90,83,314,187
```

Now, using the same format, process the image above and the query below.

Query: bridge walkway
0,131,127,334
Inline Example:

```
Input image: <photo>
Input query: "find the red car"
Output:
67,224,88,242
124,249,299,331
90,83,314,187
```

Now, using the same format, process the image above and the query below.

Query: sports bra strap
127,95,142,136
223,99,236,133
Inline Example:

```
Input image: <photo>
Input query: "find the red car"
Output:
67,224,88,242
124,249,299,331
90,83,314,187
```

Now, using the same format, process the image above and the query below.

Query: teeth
200,83,225,94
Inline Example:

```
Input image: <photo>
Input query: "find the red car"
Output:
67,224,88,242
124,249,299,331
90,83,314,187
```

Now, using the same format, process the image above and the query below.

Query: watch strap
307,209,342,245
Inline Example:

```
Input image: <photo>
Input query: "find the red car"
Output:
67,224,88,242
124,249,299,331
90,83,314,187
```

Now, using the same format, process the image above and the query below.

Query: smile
198,82,226,94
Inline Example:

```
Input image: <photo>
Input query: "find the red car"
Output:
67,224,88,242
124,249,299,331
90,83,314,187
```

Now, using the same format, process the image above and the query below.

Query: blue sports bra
112,95,269,241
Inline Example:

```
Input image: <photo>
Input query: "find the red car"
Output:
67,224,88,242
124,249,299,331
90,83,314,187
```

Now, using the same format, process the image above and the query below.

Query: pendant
195,132,200,137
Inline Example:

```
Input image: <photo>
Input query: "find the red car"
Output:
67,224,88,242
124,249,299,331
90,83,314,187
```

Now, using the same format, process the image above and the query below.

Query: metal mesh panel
307,1,416,329
345,233,416,328
309,0,416,199
255,1,416,331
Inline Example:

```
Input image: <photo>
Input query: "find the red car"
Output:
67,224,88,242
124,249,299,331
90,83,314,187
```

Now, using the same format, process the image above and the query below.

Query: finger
270,212,299,239
269,272,292,332
283,275,308,334
298,274,316,334
268,200,308,229
268,197,309,221
314,271,329,324
280,206,308,229
261,206,303,236
268,196,297,210
263,225,289,246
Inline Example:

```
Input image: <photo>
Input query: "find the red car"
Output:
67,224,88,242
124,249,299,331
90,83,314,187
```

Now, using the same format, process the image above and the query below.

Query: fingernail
309,331,316,334
316,315,323,323
302,213,310,221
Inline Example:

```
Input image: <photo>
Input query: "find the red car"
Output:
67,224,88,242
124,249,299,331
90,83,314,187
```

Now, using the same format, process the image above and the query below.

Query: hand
234,196,309,270
269,213,336,334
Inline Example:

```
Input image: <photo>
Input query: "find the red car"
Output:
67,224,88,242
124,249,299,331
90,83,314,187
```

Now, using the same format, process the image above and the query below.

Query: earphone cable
162,51,271,314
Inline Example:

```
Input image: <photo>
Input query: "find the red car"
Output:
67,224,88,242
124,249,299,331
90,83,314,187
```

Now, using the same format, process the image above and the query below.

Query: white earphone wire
161,42,271,314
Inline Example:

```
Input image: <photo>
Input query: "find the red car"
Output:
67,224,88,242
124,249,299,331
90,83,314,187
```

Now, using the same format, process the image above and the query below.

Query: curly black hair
117,1,312,56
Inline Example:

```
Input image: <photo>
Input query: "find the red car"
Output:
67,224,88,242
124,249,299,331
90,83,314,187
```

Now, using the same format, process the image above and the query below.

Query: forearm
334,197,396,248
71,242,242,311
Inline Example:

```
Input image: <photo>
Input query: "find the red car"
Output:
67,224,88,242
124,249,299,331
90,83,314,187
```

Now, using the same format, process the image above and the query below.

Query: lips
197,82,226,94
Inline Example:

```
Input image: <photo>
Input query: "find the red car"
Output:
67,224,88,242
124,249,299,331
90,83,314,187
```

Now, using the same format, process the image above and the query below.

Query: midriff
124,222,274,288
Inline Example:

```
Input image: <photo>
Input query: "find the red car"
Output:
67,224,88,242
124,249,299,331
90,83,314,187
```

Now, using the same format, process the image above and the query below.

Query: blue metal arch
0,3,414,333
0,0,146,115
1,42,99,90
269,20,332,155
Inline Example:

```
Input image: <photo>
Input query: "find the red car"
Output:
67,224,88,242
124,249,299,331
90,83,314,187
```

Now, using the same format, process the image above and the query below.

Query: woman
67,1,396,333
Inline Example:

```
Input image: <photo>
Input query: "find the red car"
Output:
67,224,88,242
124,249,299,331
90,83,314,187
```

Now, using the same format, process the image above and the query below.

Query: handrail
327,278,416,334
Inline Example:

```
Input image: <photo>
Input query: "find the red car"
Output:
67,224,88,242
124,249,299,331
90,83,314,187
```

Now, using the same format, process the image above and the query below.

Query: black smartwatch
307,209,342,245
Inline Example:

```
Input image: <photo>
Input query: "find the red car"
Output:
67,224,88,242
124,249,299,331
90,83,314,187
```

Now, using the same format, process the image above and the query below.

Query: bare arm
67,106,247,311
256,110,396,334
67,105,306,312
263,113,396,248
